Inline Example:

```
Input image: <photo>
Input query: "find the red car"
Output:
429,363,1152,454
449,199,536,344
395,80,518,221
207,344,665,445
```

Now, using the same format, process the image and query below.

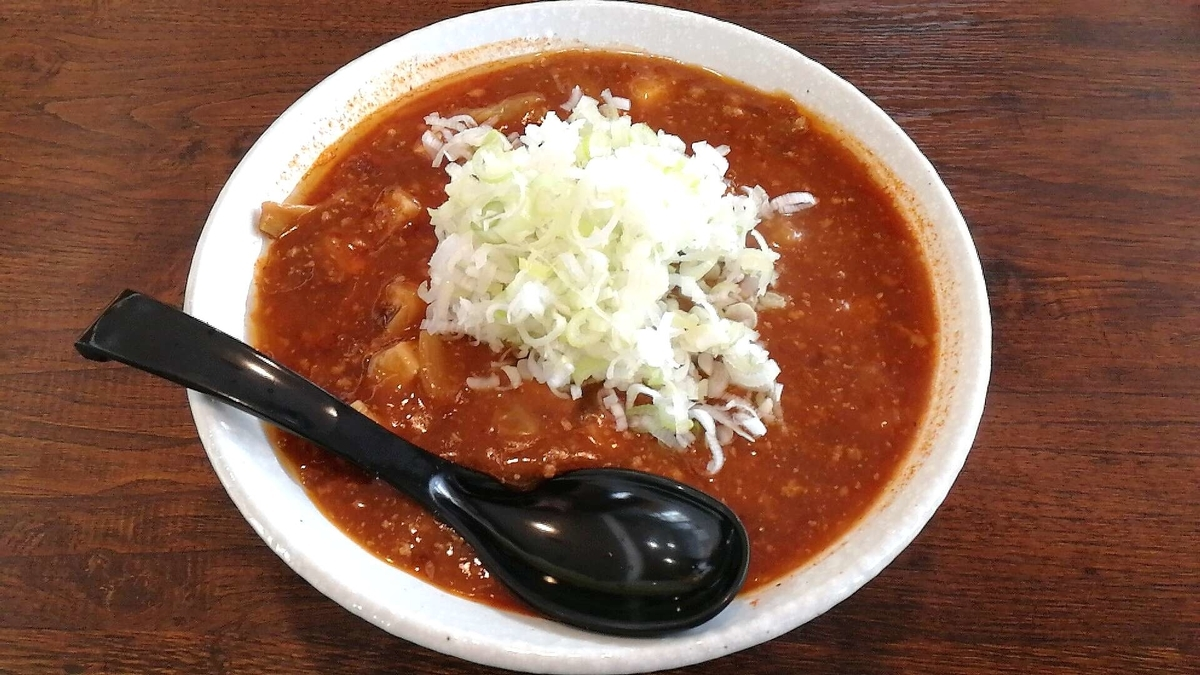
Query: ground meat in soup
250,50,938,611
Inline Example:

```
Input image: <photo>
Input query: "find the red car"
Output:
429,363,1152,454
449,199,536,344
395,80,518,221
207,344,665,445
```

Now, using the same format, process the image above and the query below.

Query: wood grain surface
1,0,1196,673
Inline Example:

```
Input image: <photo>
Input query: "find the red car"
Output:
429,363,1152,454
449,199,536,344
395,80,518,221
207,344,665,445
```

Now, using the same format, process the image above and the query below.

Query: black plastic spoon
75,291,749,636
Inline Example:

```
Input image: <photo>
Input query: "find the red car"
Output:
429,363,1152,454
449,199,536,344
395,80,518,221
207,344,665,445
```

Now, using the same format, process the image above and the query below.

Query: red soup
250,50,937,610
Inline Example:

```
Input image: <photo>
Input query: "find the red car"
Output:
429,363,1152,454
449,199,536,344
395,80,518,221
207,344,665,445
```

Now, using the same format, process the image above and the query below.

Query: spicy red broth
250,50,937,610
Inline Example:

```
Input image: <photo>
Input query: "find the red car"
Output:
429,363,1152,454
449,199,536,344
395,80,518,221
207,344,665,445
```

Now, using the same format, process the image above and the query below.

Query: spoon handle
75,290,447,503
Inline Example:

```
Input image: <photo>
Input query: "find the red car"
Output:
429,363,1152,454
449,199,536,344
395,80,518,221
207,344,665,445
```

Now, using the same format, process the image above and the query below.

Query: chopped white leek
420,92,807,473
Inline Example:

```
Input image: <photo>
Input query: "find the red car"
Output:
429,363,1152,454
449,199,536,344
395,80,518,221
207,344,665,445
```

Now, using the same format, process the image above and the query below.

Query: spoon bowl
434,468,748,635
75,290,749,636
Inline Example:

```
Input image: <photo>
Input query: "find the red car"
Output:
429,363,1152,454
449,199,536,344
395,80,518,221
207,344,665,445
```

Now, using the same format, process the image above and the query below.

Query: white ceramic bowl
183,2,990,672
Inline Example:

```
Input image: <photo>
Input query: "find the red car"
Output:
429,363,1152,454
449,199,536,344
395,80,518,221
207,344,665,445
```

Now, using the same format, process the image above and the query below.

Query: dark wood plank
0,0,1196,672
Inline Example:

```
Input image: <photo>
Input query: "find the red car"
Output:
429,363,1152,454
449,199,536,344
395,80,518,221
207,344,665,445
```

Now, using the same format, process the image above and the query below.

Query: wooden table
2,1,1196,672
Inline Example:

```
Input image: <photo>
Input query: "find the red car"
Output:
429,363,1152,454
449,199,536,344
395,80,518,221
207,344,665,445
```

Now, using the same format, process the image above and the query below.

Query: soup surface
250,50,937,610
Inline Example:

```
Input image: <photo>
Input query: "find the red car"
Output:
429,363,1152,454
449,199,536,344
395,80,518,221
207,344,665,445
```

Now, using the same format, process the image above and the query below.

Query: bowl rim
183,2,991,672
